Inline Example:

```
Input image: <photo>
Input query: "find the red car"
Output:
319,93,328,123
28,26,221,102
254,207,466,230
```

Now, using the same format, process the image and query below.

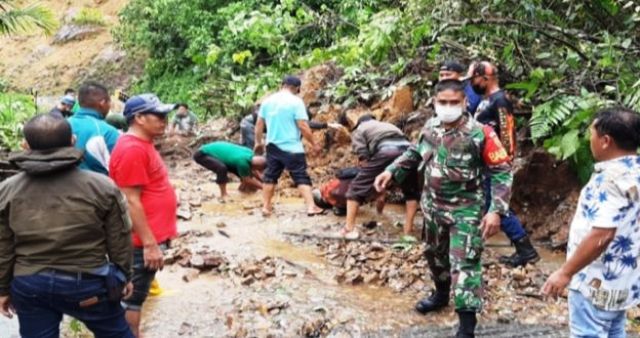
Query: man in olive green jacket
0,114,134,338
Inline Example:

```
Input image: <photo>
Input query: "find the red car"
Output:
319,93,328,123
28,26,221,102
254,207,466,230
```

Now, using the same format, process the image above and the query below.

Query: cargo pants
424,204,484,312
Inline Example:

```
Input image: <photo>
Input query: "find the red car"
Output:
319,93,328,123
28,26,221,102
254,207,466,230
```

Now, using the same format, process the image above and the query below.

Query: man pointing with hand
374,79,513,338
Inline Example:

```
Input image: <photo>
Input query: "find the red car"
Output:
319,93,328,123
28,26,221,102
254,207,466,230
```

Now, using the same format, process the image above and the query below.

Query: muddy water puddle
139,184,573,337
137,190,444,336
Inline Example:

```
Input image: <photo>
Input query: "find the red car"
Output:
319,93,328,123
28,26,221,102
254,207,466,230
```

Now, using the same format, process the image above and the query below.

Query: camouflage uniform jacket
386,116,513,215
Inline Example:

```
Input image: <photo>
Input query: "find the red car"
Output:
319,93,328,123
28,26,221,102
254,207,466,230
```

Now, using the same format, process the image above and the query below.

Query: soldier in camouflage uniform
375,79,512,338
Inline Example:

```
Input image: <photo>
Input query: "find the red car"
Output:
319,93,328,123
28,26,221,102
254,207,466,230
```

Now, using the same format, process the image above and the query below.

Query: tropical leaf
0,1,57,36
529,97,576,141
623,79,640,112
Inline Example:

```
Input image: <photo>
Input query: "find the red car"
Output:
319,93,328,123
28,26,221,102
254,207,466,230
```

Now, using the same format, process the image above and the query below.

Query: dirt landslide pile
161,61,581,247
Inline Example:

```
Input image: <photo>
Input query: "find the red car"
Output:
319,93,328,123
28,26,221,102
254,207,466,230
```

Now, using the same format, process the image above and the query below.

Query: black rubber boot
415,281,450,314
499,236,540,267
455,311,477,338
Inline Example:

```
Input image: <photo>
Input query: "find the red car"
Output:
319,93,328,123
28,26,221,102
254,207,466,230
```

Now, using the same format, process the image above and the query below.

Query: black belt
37,269,103,281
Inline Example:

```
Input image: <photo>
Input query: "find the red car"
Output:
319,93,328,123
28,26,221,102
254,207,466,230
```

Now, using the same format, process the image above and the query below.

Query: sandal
307,209,329,217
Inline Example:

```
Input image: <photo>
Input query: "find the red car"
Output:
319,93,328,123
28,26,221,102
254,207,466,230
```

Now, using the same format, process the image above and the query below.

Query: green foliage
0,93,35,151
114,0,640,182
72,8,106,27
532,84,640,183
0,1,58,36
114,0,398,116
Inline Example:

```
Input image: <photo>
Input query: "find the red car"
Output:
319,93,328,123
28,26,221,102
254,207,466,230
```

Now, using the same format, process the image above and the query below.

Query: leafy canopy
115,0,640,180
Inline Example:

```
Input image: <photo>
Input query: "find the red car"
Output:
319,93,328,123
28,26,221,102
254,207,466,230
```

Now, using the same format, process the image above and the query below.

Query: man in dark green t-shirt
194,141,266,201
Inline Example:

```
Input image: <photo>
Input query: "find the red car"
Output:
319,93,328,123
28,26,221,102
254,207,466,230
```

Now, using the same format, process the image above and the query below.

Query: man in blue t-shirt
254,75,325,217
67,82,120,175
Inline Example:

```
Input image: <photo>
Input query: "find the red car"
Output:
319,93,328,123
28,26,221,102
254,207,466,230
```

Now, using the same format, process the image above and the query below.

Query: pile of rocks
230,256,301,286
316,240,428,293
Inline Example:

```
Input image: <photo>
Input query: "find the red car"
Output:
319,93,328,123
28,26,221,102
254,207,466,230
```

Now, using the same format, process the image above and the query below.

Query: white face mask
435,104,463,123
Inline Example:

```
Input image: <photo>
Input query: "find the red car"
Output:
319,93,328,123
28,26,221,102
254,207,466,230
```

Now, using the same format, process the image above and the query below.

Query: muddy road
132,160,573,337
1,157,638,337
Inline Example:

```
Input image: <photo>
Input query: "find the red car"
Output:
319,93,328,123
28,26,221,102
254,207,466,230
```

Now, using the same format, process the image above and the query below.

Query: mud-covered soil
3,154,640,337
140,158,578,337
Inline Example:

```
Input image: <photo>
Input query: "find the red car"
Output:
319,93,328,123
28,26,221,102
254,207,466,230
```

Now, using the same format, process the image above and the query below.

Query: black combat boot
415,281,450,314
455,311,477,338
499,236,540,267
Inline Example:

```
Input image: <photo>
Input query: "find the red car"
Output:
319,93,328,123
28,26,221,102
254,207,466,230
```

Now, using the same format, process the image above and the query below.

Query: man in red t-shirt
109,94,177,337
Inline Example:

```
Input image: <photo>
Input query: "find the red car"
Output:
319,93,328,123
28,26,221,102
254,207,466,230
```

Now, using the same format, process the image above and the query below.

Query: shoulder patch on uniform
482,125,509,165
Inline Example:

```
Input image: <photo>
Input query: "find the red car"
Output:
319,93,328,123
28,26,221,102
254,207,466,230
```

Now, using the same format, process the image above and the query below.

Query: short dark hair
176,103,189,109
23,114,72,150
78,81,109,107
593,107,640,151
282,75,301,88
435,79,466,95
64,88,75,95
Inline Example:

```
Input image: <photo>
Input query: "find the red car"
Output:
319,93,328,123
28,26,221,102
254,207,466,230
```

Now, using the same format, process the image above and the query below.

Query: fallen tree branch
516,292,545,300
435,16,594,63
434,16,640,67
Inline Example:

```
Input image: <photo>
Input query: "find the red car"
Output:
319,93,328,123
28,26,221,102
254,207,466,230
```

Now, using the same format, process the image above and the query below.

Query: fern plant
530,85,640,183
623,79,640,112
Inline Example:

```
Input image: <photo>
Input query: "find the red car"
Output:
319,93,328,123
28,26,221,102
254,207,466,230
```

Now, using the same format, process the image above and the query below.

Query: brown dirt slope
0,0,130,95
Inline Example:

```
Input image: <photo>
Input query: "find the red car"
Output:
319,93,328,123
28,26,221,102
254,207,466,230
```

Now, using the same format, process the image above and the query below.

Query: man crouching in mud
375,79,513,337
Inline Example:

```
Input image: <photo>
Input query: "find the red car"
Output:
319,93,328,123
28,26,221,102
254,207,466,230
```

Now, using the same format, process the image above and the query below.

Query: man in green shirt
194,141,266,201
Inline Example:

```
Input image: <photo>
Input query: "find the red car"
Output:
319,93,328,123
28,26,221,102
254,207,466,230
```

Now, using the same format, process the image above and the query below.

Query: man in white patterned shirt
542,107,640,338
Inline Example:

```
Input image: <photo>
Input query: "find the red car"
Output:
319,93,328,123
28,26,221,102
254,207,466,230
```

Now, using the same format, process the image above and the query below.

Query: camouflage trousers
423,204,484,312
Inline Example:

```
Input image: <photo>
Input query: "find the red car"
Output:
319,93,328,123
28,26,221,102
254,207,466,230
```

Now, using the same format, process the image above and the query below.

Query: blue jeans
483,176,527,241
10,271,134,338
569,290,626,338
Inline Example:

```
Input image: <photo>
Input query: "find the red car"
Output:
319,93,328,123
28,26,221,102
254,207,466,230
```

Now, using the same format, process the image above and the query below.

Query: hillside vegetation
116,0,640,181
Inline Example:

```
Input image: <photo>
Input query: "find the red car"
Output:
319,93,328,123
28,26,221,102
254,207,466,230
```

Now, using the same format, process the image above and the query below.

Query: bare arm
297,120,320,156
542,227,616,297
297,119,315,145
120,186,164,270
240,176,263,190
254,117,265,152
